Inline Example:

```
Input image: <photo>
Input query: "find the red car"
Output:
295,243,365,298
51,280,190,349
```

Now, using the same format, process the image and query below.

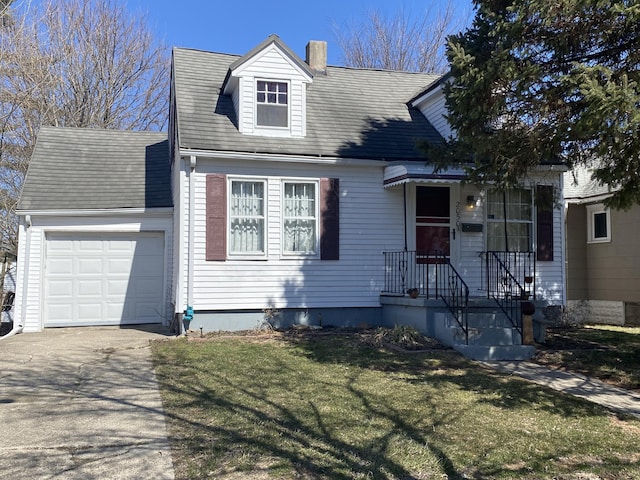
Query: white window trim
227,176,268,260
485,188,534,252
254,78,291,132
280,179,320,258
587,203,611,243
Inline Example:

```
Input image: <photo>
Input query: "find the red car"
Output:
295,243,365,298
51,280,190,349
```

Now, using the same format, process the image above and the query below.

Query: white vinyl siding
232,45,310,137
183,158,404,310
457,185,486,295
177,159,566,311
413,84,454,139
451,176,565,303
535,177,565,302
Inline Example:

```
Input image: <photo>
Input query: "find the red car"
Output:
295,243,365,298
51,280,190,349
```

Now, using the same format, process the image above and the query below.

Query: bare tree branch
334,2,465,73
0,0,169,252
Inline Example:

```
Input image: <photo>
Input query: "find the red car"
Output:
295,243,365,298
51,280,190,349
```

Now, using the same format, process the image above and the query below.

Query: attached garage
44,233,166,327
14,127,173,332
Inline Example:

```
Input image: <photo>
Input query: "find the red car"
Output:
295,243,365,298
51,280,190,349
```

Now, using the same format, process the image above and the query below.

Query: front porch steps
380,296,542,361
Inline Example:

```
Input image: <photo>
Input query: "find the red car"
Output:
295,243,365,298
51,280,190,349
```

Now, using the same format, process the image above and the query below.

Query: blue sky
126,0,474,65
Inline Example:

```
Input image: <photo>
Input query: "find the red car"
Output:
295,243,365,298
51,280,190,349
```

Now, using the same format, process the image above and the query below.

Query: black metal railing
383,250,470,343
382,249,438,297
484,251,536,300
435,252,470,344
485,251,529,341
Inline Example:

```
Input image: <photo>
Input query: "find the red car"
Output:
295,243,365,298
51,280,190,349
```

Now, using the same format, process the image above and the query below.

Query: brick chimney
306,40,327,75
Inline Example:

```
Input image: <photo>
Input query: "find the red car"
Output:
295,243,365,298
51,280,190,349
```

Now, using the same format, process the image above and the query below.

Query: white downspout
187,155,196,306
1,217,28,340
181,156,196,332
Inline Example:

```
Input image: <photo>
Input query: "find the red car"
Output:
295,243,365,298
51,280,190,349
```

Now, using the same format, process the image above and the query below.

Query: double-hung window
256,80,288,128
486,188,533,251
587,204,611,243
229,179,266,256
282,181,318,255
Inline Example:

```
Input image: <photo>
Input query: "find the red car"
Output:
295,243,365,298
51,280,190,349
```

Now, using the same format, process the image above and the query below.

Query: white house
13,35,567,358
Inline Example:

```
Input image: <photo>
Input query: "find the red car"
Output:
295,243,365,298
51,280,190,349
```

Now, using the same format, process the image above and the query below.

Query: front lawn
152,330,640,479
535,325,640,391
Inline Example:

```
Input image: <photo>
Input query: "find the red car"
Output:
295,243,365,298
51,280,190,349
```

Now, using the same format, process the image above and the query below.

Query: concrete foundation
184,307,382,333
564,300,625,326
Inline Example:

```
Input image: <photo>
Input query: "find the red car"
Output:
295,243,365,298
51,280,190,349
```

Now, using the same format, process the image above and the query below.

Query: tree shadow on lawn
157,358,459,479
280,331,609,419
154,332,619,479
533,327,640,391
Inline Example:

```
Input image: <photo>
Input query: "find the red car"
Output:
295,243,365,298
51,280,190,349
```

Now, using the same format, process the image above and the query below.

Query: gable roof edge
221,35,314,95
409,71,453,106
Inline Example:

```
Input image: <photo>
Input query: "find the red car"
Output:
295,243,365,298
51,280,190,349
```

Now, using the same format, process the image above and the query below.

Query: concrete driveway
0,325,175,480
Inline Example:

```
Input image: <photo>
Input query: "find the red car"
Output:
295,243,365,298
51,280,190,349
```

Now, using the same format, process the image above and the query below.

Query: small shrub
373,325,441,350
257,305,280,333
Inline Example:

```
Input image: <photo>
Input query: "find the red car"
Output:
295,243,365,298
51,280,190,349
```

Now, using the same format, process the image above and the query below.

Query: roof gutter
15,207,173,217
179,149,393,167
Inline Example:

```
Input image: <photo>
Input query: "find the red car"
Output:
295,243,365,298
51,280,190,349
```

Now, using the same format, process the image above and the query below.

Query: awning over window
383,163,466,188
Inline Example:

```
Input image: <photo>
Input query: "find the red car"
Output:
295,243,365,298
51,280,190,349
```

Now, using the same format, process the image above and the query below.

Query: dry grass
534,325,640,391
153,328,640,479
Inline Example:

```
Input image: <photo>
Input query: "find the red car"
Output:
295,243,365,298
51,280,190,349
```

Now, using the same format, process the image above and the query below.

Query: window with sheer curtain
283,181,317,254
229,180,265,254
486,188,533,252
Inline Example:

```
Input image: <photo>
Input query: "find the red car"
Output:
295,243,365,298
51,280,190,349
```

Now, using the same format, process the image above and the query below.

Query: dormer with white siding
222,34,314,138
410,73,455,140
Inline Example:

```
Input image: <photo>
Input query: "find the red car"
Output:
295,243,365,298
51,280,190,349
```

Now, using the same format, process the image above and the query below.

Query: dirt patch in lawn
180,325,451,352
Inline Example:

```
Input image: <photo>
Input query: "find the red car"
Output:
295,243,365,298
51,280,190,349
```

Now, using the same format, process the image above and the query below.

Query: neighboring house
14,35,567,357
565,166,640,325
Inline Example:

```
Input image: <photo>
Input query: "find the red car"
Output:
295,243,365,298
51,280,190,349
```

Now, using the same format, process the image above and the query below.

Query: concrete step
447,312,517,329
466,327,522,346
453,344,536,361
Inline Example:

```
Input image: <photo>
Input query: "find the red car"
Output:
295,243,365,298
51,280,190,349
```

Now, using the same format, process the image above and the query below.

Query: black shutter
536,185,554,262
320,178,339,260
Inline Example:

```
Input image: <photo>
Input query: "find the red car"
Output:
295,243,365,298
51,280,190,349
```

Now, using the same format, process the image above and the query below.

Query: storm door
416,186,451,263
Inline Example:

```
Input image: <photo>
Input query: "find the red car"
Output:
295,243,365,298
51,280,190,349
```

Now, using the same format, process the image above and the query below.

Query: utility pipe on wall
183,156,197,331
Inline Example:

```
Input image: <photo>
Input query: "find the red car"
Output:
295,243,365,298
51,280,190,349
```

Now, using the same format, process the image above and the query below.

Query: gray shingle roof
18,127,171,211
173,47,443,160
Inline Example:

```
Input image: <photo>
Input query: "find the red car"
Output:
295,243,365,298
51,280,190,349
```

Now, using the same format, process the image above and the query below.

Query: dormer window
221,35,314,137
256,80,289,128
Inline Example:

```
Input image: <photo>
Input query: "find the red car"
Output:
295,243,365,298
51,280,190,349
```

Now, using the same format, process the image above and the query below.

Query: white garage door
44,232,165,327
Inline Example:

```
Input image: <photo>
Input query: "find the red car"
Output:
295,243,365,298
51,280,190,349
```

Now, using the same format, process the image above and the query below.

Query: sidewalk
0,326,175,480
481,361,640,419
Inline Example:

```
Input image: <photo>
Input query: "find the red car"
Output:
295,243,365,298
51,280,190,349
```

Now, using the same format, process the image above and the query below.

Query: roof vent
305,40,327,75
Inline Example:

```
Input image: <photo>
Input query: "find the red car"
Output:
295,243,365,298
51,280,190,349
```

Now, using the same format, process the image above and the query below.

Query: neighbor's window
282,181,318,255
229,179,266,255
256,80,288,128
587,204,611,243
486,188,533,251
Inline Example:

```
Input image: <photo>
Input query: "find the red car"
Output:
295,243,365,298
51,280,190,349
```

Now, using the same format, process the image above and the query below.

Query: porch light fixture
466,195,475,209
